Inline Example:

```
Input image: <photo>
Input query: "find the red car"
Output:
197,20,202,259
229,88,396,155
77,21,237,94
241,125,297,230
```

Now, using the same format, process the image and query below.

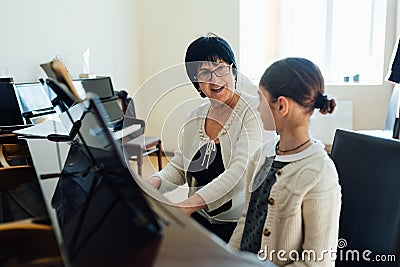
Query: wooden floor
128,155,170,179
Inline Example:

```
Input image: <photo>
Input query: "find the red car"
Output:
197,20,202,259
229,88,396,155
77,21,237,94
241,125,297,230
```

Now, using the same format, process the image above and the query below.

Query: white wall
133,0,241,152
1,0,398,152
0,0,140,91
134,0,240,85
0,0,241,153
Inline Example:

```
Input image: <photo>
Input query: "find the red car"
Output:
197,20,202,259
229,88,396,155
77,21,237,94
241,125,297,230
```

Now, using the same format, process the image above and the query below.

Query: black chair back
331,129,400,266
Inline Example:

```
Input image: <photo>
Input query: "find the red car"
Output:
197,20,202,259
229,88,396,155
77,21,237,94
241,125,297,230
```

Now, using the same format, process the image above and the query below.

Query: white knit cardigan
229,141,342,267
156,91,271,223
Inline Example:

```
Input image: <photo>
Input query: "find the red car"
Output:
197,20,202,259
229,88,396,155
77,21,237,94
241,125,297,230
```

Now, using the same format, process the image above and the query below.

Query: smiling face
197,59,236,106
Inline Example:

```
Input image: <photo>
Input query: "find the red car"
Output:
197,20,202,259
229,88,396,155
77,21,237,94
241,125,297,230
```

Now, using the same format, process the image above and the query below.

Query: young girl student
229,57,341,266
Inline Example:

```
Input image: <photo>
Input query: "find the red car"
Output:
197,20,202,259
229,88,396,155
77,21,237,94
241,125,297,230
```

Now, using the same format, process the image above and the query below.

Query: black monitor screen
101,97,124,125
79,77,114,100
0,82,24,126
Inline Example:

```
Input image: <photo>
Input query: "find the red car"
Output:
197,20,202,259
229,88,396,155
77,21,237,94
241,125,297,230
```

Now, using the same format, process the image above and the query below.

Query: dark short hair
259,57,336,114
185,33,237,97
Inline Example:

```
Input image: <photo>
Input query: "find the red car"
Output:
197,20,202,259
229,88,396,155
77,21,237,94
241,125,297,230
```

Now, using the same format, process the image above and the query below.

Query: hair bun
314,94,327,109
315,94,336,114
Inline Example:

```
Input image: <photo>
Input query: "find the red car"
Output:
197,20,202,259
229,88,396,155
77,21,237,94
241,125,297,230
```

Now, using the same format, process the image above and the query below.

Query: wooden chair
0,137,61,265
116,90,163,176
0,165,36,190
123,135,162,177
0,141,35,189
0,138,48,223
0,217,62,266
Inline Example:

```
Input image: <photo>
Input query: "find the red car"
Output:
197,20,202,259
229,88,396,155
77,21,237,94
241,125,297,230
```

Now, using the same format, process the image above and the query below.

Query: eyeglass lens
197,65,230,82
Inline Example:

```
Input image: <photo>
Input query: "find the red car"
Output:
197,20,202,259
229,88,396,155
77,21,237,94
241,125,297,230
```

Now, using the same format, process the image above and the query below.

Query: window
239,0,387,85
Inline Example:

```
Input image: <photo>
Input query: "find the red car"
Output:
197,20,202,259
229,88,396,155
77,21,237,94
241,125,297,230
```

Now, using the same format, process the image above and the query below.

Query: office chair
330,129,400,267
116,90,163,176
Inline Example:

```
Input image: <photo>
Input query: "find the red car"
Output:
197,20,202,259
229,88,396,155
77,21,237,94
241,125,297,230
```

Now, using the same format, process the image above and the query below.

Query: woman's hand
176,194,207,216
147,176,162,189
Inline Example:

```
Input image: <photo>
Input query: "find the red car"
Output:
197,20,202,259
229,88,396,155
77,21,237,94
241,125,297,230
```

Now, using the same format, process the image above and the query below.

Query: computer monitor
77,77,114,100
14,82,57,124
74,77,123,130
101,97,124,130
0,82,24,126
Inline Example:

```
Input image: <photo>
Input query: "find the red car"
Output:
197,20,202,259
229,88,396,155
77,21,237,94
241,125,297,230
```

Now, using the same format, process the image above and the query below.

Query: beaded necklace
198,99,242,169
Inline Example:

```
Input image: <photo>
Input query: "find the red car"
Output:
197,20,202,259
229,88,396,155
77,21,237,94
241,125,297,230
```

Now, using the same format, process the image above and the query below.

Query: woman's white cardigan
156,91,270,223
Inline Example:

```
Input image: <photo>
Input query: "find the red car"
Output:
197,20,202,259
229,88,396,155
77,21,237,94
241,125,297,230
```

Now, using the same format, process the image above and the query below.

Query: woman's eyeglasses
194,64,232,82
